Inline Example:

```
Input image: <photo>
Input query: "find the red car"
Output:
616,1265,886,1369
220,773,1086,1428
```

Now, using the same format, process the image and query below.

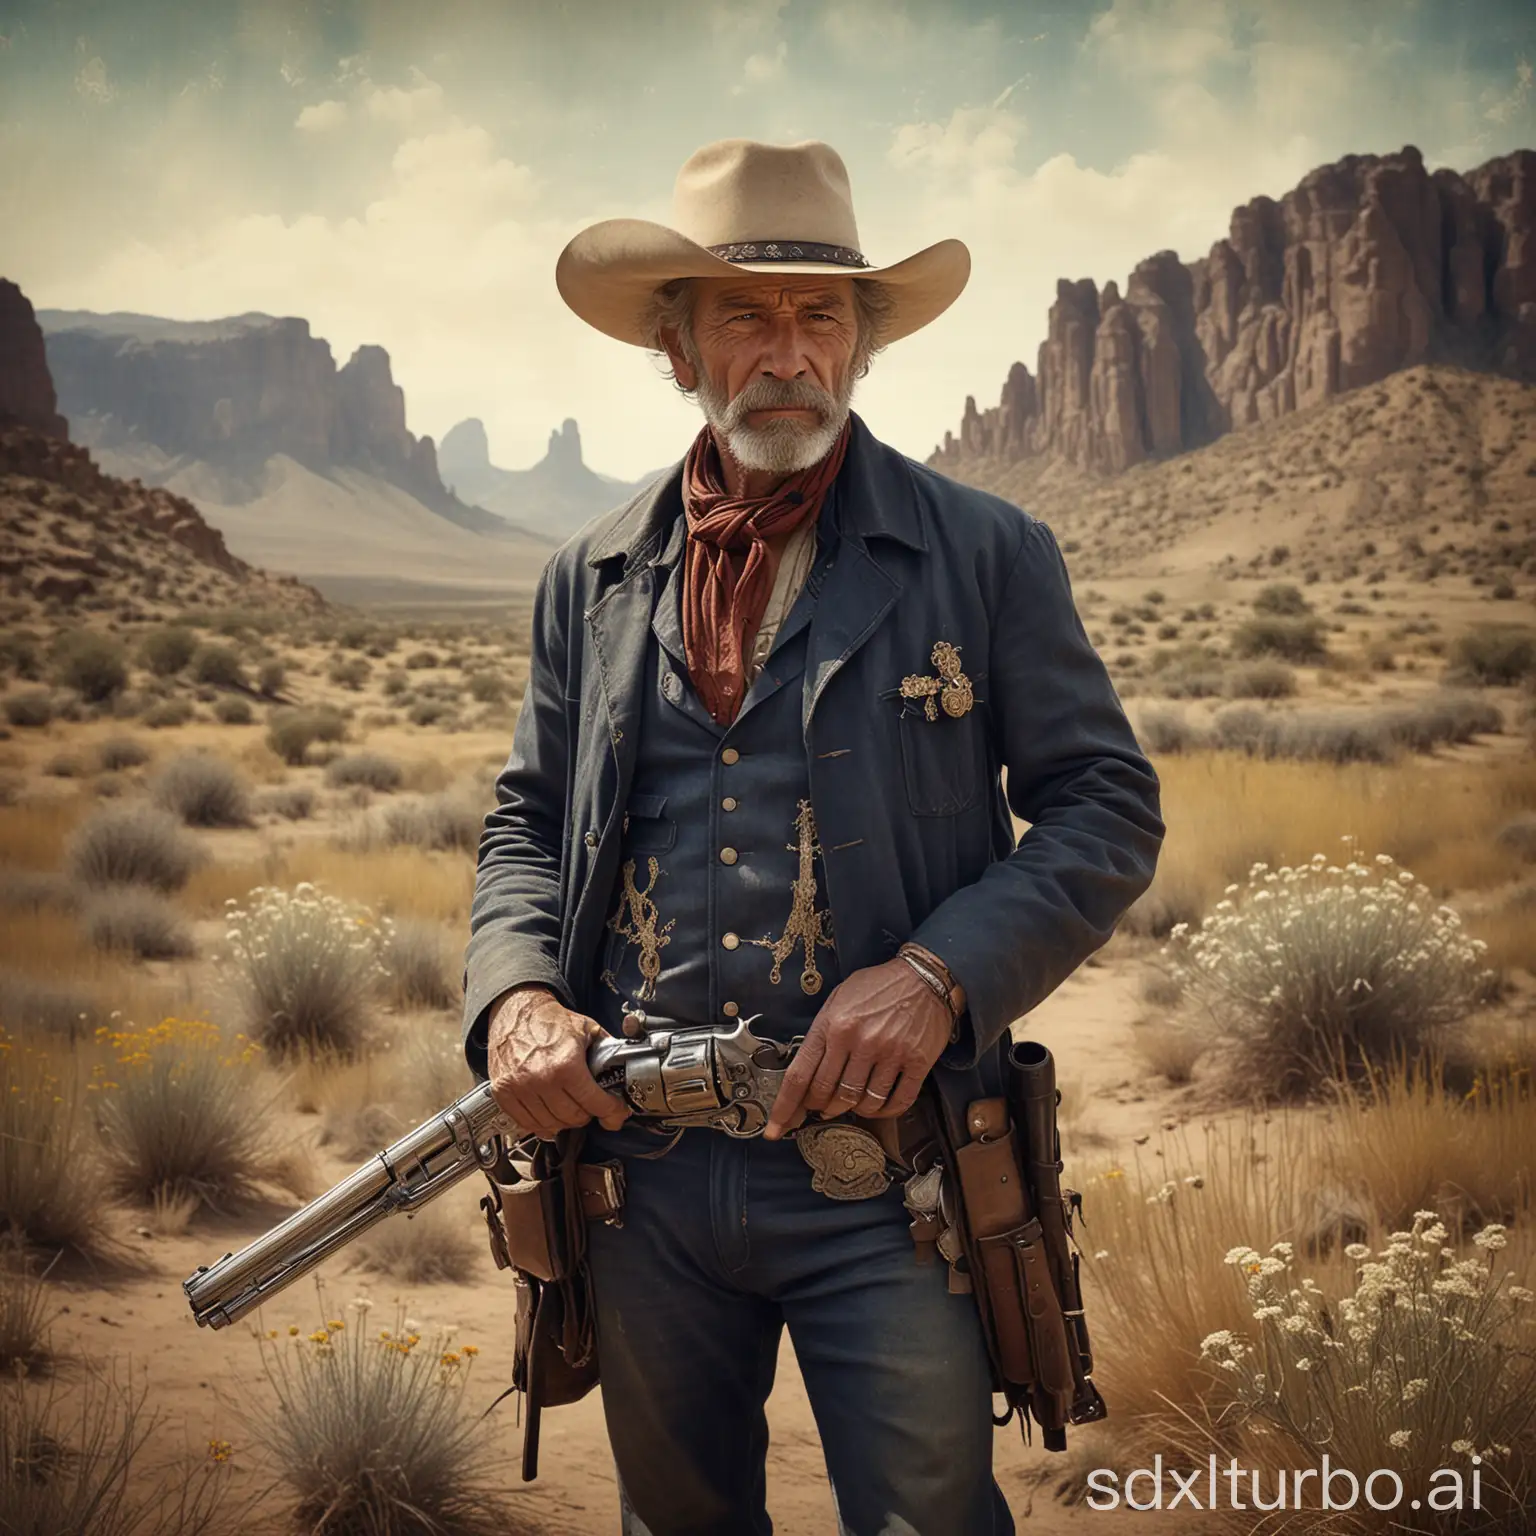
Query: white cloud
364,69,445,124
73,55,115,105
741,42,787,86
295,99,347,132
888,107,1025,174
1085,0,1240,80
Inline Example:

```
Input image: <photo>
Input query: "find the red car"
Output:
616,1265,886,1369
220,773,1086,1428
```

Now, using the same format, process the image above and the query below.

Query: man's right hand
486,985,631,1140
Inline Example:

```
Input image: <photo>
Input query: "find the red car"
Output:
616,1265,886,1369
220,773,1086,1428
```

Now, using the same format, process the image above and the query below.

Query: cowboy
464,139,1164,1535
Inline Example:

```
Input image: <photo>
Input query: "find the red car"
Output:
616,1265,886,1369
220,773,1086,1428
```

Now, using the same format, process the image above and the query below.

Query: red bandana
680,419,850,724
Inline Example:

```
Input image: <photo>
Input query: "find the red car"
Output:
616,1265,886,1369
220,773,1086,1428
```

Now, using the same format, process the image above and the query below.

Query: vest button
662,671,682,703
583,830,598,848
719,847,739,865
721,797,738,812
721,932,740,950
722,1001,740,1018
721,747,740,765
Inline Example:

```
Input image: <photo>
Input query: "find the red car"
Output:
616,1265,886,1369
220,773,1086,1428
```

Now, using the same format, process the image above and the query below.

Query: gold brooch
899,641,973,721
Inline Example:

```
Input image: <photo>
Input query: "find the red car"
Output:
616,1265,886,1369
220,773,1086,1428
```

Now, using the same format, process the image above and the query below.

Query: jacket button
721,747,740,765
722,1001,740,1018
584,830,598,848
721,932,740,950
721,797,738,812
719,847,738,865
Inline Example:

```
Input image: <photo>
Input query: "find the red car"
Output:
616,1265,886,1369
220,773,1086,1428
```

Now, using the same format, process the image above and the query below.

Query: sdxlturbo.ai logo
1086,1454,1485,1513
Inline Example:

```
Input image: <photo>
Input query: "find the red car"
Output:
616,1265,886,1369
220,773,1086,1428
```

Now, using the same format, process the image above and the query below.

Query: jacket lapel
802,413,926,735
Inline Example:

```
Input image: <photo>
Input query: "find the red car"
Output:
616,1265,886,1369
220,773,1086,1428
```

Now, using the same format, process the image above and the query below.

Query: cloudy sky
2,0,1532,479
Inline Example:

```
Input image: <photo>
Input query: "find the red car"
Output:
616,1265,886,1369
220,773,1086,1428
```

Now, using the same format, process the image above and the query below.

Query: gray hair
642,276,895,388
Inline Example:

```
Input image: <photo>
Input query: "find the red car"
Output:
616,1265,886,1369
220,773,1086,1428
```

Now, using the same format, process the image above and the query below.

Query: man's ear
659,329,697,391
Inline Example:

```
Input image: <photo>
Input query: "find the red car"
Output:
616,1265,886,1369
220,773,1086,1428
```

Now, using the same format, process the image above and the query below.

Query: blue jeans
583,1124,1015,1536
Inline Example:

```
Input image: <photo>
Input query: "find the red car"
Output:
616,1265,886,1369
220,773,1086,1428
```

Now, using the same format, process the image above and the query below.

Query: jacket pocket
897,705,985,817
621,793,675,854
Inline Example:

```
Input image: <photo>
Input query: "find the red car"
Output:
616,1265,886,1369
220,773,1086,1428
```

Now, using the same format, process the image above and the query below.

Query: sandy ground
51,945,1189,1535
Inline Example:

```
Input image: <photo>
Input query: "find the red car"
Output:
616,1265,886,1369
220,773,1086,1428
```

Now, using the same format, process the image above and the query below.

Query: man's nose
759,316,809,379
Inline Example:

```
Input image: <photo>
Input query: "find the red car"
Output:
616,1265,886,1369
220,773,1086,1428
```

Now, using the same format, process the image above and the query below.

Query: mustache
722,375,839,429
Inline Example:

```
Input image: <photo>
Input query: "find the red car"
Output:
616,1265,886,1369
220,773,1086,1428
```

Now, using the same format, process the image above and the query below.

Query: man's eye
728,311,758,323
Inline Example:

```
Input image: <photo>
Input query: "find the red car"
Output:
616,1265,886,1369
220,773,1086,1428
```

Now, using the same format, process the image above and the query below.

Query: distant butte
930,146,1536,479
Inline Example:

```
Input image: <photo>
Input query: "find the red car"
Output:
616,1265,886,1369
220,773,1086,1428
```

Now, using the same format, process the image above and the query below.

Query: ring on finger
863,1088,888,1101
836,1079,864,1097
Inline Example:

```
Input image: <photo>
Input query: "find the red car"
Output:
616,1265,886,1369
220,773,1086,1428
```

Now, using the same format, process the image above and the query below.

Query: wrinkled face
662,275,863,474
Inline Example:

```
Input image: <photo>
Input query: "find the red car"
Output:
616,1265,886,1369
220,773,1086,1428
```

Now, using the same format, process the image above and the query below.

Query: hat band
708,240,871,268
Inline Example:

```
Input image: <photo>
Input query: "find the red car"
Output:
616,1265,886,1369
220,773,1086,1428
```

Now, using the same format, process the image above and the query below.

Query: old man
464,138,1164,1535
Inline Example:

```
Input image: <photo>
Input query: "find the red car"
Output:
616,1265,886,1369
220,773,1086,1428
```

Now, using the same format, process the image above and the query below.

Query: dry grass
1140,751,1536,931
0,797,85,871
151,752,254,827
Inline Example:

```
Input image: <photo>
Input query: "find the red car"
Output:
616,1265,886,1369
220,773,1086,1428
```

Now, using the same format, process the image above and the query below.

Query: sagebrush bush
138,625,198,677
0,1034,111,1262
81,888,195,961
4,689,53,727
467,672,507,704
1251,582,1311,617
97,735,150,771
329,656,371,691
141,697,193,729
95,1018,274,1211
1137,706,1204,755
66,804,203,892
51,630,128,702
1450,625,1536,686
378,794,481,852
256,658,286,698
354,1195,478,1283
190,642,246,688
1231,615,1329,663
0,1255,54,1376
1164,841,1496,1098
325,752,404,793
214,695,253,725
266,706,346,765
0,974,99,1039
223,884,385,1057
252,1293,505,1536
152,752,253,827
1224,659,1296,699
0,1367,232,1534
381,918,459,1011
1203,1217,1535,1522
259,784,316,821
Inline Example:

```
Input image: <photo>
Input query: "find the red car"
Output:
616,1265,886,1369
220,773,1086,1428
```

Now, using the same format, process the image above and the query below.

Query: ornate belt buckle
795,1121,892,1200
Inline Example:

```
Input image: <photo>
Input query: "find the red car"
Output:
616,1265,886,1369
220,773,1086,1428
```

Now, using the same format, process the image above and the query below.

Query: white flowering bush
1202,1215,1535,1522
223,883,390,1057
252,1290,506,1535
1164,838,1495,1097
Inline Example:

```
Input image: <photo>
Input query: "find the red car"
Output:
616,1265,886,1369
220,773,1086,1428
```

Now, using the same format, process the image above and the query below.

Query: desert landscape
2,91,1536,1536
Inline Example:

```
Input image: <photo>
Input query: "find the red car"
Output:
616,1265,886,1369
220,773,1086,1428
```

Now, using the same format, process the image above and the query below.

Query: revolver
184,1014,796,1329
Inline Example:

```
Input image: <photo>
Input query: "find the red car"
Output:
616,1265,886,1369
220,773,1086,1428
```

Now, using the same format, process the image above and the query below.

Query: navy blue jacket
462,412,1164,1113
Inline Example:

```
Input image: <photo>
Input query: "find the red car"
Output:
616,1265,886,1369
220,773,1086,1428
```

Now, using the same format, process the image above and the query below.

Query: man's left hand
763,958,955,1138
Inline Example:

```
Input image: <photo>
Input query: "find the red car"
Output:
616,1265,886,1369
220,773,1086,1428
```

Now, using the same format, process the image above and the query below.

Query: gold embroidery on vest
752,799,835,996
602,856,674,1002
899,640,974,721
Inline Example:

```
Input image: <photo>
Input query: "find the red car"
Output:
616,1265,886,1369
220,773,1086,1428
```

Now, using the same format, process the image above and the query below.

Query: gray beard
692,370,854,475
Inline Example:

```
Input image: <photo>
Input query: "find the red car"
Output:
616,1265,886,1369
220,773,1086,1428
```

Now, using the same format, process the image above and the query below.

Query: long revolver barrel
184,1080,511,1328
184,1015,796,1329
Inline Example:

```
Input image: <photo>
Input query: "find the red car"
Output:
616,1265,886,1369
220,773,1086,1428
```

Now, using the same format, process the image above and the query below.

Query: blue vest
589,497,843,1045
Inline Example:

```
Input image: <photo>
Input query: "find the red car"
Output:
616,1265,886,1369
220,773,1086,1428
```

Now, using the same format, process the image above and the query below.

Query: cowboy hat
556,138,970,348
